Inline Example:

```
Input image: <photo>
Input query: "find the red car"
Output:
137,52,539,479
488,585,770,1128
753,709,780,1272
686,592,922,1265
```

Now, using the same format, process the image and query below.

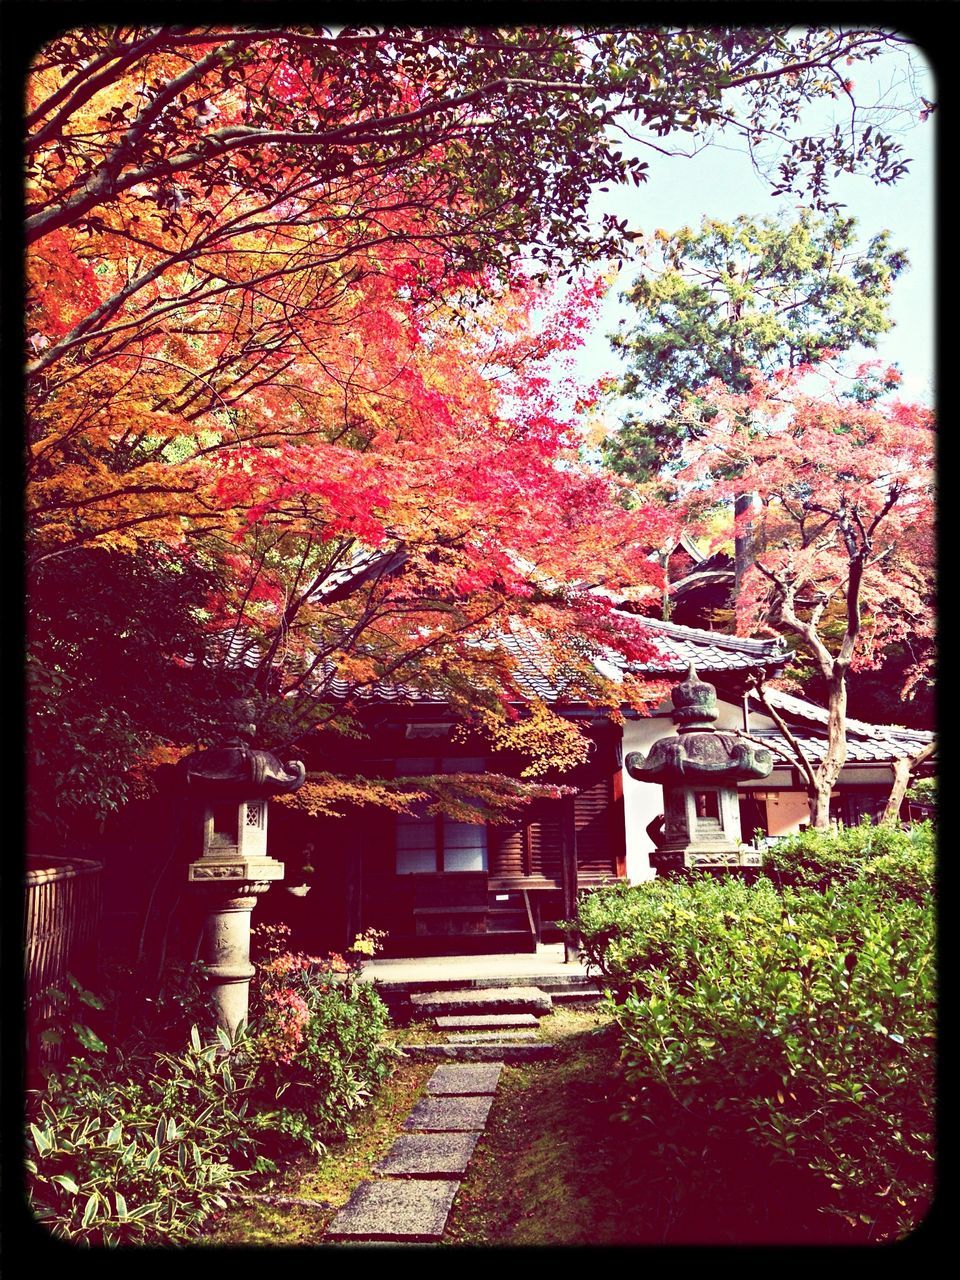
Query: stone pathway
325,981,600,1243
325,1061,504,1243
402,984,560,1062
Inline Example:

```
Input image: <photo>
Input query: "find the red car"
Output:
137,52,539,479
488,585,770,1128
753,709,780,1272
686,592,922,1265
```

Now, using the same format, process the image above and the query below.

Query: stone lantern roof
625,664,773,785
181,698,306,800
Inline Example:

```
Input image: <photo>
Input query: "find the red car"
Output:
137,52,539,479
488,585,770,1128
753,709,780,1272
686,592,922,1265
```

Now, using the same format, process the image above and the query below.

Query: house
655,532,735,628
267,615,934,957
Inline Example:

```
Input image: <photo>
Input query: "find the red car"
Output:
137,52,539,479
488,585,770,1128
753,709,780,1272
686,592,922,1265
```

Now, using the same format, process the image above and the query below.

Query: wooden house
267,616,934,957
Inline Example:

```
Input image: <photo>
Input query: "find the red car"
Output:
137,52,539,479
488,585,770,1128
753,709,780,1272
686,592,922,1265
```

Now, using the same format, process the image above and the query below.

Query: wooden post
560,794,578,963
345,844,362,947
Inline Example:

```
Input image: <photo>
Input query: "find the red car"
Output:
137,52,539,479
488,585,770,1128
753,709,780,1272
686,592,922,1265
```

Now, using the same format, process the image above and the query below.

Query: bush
249,930,397,1157
576,824,936,1242
26,930,397,1243
761,817,934,896
26,1025,263,1246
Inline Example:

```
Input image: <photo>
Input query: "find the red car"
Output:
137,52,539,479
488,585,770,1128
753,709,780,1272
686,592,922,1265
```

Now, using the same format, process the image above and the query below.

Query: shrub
858,822,935,905
576,826,936,1242
761,816,934,895
26,1025,264,1246
249,934,397,1156
26,929,397,1243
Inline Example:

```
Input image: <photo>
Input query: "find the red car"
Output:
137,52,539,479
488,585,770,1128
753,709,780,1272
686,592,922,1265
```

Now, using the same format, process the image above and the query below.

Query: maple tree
674,367,935,827
27,259,672,838
23,24,929,836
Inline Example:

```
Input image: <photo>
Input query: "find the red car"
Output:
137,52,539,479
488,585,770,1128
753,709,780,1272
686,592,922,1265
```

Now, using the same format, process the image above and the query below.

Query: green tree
26,546,222,841
605,211,908,486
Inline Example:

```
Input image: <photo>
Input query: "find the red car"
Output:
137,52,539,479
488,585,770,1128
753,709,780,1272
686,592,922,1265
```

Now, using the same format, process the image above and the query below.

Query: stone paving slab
426,1063,503,1095
446,1030,538,1043
402,1042,556,1062
404,1094,493,1131
436,1013,538,1029
326,1179,458,1241
409,986,552,1017
551,986,602,1003
373,1131,480,1178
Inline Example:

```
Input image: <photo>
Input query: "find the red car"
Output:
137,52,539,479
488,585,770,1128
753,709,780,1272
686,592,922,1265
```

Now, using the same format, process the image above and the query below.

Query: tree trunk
733,491,758,599
881,740,936,825
809,783,833,829
810,673,849,829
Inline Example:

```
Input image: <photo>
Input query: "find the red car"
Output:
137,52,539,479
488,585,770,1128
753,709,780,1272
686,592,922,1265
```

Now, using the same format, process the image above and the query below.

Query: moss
200,1057,434,1246
443,1018,659,1246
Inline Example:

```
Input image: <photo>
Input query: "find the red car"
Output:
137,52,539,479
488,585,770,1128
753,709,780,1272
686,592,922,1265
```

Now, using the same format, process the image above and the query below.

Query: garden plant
25,928,395,1246
576,819,935,1243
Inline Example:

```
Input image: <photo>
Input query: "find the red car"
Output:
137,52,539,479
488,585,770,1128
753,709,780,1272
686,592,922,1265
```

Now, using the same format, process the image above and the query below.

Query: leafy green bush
250,946,396,1156
760,816,934,895
576,825,936,1242
858,822,935,905
26,1025,264,1246
907,776,936,821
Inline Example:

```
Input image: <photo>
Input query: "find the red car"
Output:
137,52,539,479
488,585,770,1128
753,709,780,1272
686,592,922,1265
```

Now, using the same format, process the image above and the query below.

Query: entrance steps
396,979,598,1062
409,985,553,1018
372,971,601,1020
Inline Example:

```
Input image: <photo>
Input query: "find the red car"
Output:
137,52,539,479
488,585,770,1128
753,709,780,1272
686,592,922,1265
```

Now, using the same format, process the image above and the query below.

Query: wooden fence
25,855,104,1065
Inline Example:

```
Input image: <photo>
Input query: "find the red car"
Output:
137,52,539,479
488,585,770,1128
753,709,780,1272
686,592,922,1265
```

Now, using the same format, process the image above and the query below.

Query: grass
441,1012,652,1246
197,1001,847,1247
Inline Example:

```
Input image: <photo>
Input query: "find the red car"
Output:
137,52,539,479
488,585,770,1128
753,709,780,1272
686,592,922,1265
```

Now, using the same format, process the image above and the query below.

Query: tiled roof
753,689,934,751
749,728,934,767
194,617,930,757
635,617,787,675
318,618,787,707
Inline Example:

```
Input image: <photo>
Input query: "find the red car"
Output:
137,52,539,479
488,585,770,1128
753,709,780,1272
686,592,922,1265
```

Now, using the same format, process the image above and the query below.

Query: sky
566,40,936,407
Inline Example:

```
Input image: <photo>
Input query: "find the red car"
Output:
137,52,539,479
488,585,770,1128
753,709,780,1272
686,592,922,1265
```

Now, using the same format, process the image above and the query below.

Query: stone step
550,984,603,1004
445,1030,538,1043
425,1064,503,1095
376,971,595,996
378,932,538,958
401,1041,555,1063
435,1013,538,1030
373,1132,480,1179
409,985,552,1018
326,1179,459,1242
403,1094,494,1132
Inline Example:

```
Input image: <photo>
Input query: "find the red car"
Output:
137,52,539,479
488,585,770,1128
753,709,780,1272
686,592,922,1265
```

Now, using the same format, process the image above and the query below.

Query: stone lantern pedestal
626,665,773,873
182,701,306,1035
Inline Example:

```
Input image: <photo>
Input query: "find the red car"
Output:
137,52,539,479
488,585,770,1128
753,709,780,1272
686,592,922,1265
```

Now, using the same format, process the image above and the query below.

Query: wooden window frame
394,755,488,874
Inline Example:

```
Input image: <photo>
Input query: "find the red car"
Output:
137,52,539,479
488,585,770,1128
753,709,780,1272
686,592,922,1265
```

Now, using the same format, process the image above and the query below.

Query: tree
26,27,922,398
605,211,908,485
675,368,934,827
24,24,928,834
26,263,673,842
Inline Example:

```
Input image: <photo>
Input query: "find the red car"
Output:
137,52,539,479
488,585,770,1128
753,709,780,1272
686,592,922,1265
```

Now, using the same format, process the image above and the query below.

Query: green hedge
576,821,935,1243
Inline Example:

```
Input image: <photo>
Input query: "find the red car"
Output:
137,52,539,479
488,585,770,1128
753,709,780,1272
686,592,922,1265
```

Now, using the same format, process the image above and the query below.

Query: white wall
621,707,675,882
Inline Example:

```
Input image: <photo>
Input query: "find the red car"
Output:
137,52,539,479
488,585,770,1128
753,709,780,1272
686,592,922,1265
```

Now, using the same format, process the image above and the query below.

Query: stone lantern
625,664,773,873
181,699,306,1034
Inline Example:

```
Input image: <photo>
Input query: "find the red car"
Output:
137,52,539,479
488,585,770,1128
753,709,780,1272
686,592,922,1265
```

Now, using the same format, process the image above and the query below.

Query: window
694,791,721,822
395,756,488,874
